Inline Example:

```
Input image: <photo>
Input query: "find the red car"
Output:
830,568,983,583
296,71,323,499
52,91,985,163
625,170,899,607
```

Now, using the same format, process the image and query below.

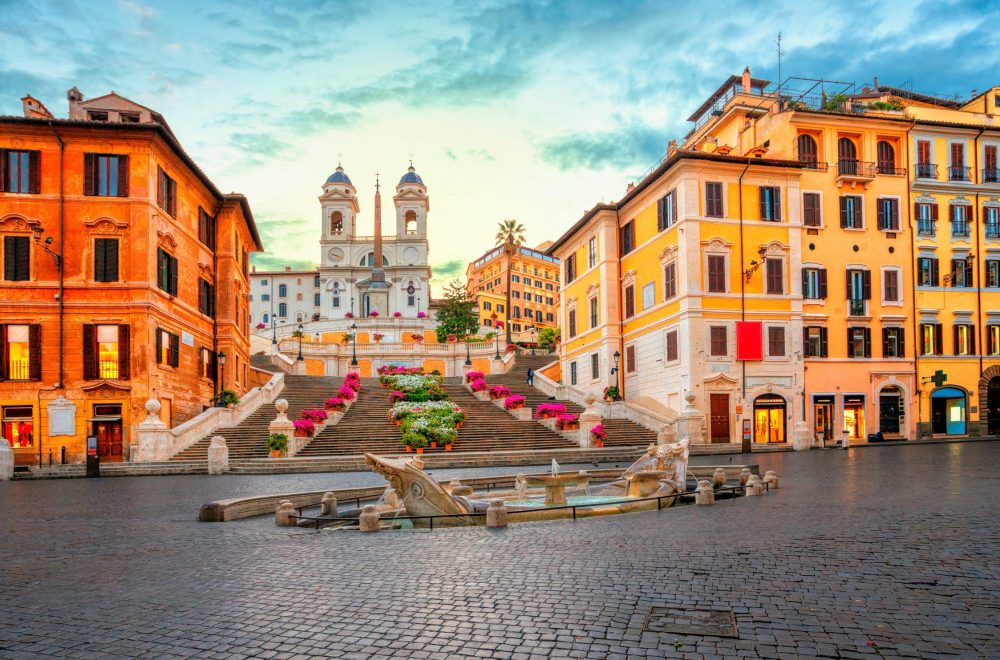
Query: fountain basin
524,470,591,505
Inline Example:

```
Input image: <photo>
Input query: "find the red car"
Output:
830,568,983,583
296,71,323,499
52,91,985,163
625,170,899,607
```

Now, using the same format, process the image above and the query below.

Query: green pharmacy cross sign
928,370,947,387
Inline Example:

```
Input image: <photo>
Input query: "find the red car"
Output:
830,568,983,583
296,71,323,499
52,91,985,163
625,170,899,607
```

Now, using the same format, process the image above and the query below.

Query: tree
538,327,559,351
433,279,479,343
495,219,526,346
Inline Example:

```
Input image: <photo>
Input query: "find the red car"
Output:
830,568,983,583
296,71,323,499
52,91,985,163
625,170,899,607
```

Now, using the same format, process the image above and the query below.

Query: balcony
799,159,830,171
986,223,1000,239
952,221,970,238
915,163,937,179
948,166,971,182
848,299,867,317
836,160,876,185
984,168,1000,184
876,162,906,176
917,220,936,236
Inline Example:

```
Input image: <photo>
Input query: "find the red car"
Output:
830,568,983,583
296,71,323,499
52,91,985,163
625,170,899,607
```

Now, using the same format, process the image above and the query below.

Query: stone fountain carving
365,453,486,524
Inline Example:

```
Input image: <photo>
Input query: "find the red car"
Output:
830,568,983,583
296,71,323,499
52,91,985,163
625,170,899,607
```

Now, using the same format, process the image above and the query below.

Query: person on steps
526,368,534,387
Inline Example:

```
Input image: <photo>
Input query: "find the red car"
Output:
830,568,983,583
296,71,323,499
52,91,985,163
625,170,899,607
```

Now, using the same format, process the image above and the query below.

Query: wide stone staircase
493,353,660,448
297,379,400,456
171,375,341,461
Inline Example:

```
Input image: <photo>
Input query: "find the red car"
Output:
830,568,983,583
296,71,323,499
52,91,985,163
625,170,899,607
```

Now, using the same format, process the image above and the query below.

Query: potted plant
324,397,346,412
292,419,315,438
446,333,458,344
470,378,488,393
345,311,354,319
535,403,566,419
337,384,357,400
417,311,427,319
341,333,354,344
411,333,424,343
557,413,579,431
489,385,511,400
506,344,517,354
465,370,484,384
255,322,266,330
369,310,379,318
373,332,384,343
214,389,239,408
603,385,620,402
266,432,288,458
302,408,329,424
393,311,402,318
504,394,526,410
590,423,607,448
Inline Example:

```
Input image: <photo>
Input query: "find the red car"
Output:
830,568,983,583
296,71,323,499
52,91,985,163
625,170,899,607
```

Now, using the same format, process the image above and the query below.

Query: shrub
590,424,607,441
389,390,406,404
324,397,345,411
214,389,239,407
292,419,315,437
337,384,357,400
535,403,566,419
302,409,329,423
266,433,288,452
470,378,488,392
465,370,484,383
503,395,526,410
489,385,511,400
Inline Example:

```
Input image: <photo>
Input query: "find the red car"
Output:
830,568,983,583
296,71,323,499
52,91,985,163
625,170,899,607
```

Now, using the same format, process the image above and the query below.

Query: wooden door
709,393,730,443
95,421,124,461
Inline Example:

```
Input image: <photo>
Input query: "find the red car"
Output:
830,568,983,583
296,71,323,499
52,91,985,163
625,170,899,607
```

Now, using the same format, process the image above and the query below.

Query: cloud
250,253,316,271
467,148,495,161
537,122,665,172
229,132,293,159
280,108,362,135
431,259,467,286
443,147,458,161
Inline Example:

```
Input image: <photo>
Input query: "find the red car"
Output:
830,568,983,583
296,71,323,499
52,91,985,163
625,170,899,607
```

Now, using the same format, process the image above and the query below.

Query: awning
87,416,123,422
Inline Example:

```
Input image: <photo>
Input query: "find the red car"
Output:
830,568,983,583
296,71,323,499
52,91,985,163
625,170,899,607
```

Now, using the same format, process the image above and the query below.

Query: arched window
278,303,287,317
296,312,304,322
838,137,858,175
359,253,389,266
404,210,418,235
330,211,343,235
797,134,818,168
312,313,320,321
278,284,287,298
877,140,896,174
262,312,269,324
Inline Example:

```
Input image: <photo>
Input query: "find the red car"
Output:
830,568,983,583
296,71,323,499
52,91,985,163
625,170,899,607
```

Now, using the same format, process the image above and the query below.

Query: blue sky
2,0,998,287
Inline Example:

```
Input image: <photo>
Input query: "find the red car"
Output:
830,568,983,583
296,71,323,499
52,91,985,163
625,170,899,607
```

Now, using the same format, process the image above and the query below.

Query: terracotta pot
405,445,413,453
270,449,281,458
430,441,438,449
416,447,424,454
445,444,453,451
594,439,604,448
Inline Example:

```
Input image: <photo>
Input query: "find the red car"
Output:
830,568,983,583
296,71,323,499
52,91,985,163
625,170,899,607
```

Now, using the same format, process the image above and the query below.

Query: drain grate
642,607,739,638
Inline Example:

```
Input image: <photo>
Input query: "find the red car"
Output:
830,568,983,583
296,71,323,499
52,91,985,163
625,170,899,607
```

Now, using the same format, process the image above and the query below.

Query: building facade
466,244,560,344
1,89,262,464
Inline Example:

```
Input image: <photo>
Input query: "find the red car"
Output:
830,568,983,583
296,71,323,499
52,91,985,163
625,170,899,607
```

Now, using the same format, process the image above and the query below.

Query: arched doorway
753,394,786,443
931,387,967,435
878,386,902,435
988,378,1000,435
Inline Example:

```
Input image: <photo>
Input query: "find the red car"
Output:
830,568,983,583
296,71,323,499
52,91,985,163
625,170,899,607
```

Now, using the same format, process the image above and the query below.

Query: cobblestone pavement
1,444,998,659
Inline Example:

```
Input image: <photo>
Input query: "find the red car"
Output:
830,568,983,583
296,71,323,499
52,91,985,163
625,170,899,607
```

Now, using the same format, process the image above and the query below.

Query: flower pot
430,441,438,449
445,444,453,451
405,445,413,453
416,447,424,454
270,449,281,458
594,439,604,448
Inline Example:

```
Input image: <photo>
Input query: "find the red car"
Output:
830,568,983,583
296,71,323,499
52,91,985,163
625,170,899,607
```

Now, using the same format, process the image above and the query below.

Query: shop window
931,387,966,435
2,406,33,448
753,395,786,443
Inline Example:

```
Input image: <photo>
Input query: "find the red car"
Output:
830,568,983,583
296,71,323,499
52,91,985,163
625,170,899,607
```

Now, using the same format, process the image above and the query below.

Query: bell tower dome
394,163,429,238
319,164,360,268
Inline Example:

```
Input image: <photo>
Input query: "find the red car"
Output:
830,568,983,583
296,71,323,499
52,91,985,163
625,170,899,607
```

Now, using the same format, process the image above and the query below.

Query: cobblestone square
1,443,998,658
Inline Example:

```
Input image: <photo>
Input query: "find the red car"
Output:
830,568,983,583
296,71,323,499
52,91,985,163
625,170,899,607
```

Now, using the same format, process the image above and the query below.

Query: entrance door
709,393,730,443
813,397,835,446
879,388,901,434
988,378,1000,435
843,395,865,440
753,395,786,443
94,420,123,461
931,387,966,435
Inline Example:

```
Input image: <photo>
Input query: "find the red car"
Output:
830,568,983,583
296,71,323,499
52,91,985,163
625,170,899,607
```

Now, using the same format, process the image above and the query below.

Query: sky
2,0,998,291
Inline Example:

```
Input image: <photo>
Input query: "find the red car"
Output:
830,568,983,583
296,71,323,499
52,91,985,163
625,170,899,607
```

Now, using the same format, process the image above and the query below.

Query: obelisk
367,173,390,316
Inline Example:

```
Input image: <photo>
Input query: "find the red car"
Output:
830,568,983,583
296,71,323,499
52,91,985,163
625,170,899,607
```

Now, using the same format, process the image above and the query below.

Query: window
314,293,320,306
535,294,542,303
590,353,599,379
156,248,178,295
847,327,871,358
916,139,933,177
847,269,871,315
916,202,937,235
198,280,215,317
797,134,818,167
155,166,176,215
589,297,598,328
625,344,636,373
988,325,1000,356
707,254,726,293
840,195,863,229
3,236,30,281
952,205,971,237
588,237,597,268
804,326,828,358
511,275,520,283
568,309,577,338
482,301,492,311
803,192,821,227
620,221,635,254
94,238,118,282
950,257,973,288
197,208,216,250
330,211,343,235
658,189,677,230
709,326,727,357
663,262,677,300
83,154,128,197
950,142,967,181
565,254,576,283
1,150,40,193
296,293,303,301
156,328,179,367
200,347,214,379
2,405,34,448
278,284,287,298
278,303,287,317
496,304,504,313
624,285,635,318
917,257,939,287
260,279,268,287
985,206,1000,237
665,329,679,362
546,297,553,305
877,198,899,231
882,327,905,358
759,186,781,221
883,269,900,302
262,312,269,324
876,141,896,174
920,323,943,355
83,324,129,380
986,260,1000,288
986,146,999,183
261,293,270,302
1,324,39,381
546,283,554,291
641,282,655,309
546,312,553,322
512,290,520,299
838,137,858,173
570,361,578,386
512,307,520,319
767,326,786,357
765,259,783,295
954,324,974,355
705,182,723,218
802,268,827,300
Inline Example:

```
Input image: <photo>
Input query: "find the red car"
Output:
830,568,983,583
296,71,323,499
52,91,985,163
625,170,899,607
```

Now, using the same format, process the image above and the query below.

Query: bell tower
394,164,429,239
319,164,359,268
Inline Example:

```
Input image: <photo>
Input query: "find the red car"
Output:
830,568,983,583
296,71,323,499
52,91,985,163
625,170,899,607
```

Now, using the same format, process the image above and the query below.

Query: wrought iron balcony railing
849,299,867,316
837,159,876,177
952,221,970,238
983,168,1000,184
915,163,937,179
949,166,971,182
917,220,936,236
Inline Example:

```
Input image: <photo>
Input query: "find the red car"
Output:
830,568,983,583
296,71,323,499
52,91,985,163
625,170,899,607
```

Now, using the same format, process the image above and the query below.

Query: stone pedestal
578,393,602,449
657,423,678,445
133,399,171,462
275,500,296,526
486,499,508,528
473,390,490,402
695,480,715,505
739,467,752,486
320,492,338,515
0,439,13,481
675,391,704,444
745,474,764,496
792,420,810,451
712,468,726,489
762,471,779,490
510,407,531,421
268,399,295,445
359,505,380,532
207,436,228,475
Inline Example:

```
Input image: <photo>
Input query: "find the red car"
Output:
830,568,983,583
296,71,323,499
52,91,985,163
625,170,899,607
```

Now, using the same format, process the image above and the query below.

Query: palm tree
495,219,526,346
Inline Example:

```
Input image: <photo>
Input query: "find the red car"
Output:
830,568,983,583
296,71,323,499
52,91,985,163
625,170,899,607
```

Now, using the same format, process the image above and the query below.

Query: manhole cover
643,607,738,638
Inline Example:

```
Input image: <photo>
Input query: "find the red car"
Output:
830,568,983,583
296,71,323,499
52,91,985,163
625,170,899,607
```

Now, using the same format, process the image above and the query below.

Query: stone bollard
739,467,752,486
762,470,779,490
359,505,380,532
694,480,715,505
0,439,13,481
320,492,338,516
712,467,726,489
206,435,229,475
486,499,508,528
275,499,296,526
745,474,764,496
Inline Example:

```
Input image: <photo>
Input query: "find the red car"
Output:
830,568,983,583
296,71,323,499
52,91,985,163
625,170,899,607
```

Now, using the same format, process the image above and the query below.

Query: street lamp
217,350,226,401
610,350,621,400
350,321,358,366
271,279,277,344
296,323,304,361
494,322,503,360
465,335,472,366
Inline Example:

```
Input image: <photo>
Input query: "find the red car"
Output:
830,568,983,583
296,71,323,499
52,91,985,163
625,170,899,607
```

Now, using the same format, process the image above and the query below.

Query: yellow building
466,244,560,344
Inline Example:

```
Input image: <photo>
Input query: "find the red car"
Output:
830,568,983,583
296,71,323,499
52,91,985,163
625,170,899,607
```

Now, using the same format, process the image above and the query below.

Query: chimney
67,86,83,118
285,266,291,272
873,76,879,89
667,139,678,157
21,95,53,119
252,265,257,273
741,67,752,93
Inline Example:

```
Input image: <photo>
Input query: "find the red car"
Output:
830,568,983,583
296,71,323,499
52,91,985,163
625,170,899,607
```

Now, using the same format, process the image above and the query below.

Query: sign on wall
181,331,195,347
47,396,76,437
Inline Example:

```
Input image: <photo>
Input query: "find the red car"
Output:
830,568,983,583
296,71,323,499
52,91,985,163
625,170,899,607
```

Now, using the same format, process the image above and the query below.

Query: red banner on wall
736,321,763,361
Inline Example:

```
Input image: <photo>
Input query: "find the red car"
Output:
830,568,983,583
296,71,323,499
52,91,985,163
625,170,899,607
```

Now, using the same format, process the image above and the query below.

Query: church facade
250,164,433,328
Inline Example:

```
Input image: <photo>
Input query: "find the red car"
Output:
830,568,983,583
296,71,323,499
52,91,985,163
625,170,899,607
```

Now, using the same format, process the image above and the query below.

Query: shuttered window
765,259,783,295
847,327,871,358
840,195,863,229
620,221,635,254
199,279,215,318
882,327,905,358
3,236,30,281
0,150,40,193
156,328,180,367
803,192,821,227
877,198,900,231
657,189,679,230
83,324,129,380
759,186,781,221
624,285,635,318
663,262,677,300
94,238,119,282
157,248,178,295
567,309,577,338
665,329,679,362
83,154,128,197
707,255,726,293
767,327,786,357
156,166,177,216
804,327,828,358
709,326,727,356
625,344,636,373
198,207,216,250
0,324,41,381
